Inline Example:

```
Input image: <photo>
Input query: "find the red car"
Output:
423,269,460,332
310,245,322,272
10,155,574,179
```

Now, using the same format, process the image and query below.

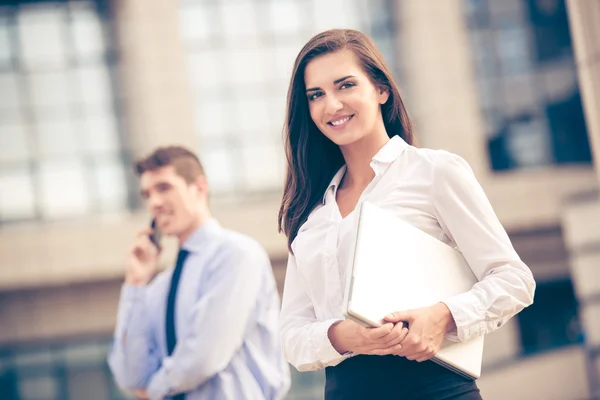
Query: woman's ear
378,87,390,105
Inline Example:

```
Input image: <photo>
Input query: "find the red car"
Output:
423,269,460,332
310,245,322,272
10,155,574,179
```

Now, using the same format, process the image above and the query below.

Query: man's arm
108,227,162,391
146,243,265,400
107,285,161,390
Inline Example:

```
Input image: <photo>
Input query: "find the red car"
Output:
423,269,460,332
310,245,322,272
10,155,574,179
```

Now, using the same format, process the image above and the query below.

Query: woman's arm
280,254,407,370
432,152,536,342
279,254,351,371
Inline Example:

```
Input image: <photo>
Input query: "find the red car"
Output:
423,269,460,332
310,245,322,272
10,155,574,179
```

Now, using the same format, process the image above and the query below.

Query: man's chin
158,221,175,235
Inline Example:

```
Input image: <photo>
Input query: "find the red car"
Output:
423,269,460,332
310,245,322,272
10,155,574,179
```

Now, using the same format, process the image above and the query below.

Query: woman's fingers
361,323,394,340
379,324,409,348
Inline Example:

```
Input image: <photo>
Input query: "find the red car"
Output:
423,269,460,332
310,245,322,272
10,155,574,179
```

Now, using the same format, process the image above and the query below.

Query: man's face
140,165,204,237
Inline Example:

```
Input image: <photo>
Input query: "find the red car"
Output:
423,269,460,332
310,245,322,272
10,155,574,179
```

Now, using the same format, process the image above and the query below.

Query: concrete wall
478,346,590,400
0,0,599,399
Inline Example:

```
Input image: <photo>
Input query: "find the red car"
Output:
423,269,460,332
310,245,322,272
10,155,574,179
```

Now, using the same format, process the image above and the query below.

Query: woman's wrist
328,320,349,354
435,302,457,334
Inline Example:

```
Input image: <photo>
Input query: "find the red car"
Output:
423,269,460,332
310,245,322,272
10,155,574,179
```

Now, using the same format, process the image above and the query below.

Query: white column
395,0,490,178
113,0,197,159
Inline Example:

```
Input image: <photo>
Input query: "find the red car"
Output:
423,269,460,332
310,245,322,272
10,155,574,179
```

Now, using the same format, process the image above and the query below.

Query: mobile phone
149,218,162,251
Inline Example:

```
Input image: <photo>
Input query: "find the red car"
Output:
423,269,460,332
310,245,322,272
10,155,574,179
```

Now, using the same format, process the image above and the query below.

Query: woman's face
304,49,389,147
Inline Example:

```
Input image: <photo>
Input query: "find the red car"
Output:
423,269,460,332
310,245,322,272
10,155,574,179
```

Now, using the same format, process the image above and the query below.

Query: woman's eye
308,92,323,101
340,82,355,89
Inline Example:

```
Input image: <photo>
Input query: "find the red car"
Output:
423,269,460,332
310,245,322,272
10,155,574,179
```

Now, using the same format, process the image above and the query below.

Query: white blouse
279,135,536,372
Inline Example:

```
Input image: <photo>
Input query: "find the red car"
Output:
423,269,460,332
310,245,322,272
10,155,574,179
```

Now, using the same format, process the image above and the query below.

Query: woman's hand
384,302,456,362
328,319,409,356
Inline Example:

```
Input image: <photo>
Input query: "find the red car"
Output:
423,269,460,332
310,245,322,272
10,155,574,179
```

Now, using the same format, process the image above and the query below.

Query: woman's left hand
384,302,456,362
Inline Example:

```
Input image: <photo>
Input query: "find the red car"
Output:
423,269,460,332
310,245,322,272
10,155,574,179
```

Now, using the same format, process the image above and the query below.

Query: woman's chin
329,134,363,147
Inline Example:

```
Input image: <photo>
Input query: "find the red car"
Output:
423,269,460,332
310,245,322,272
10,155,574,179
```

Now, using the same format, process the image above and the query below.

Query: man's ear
192,175,209,198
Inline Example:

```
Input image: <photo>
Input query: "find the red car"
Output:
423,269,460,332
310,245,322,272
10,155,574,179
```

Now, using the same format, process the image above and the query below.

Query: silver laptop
343,201,484,379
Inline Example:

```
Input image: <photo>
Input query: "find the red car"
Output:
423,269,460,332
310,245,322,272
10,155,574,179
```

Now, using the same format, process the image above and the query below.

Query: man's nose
147,193,164,211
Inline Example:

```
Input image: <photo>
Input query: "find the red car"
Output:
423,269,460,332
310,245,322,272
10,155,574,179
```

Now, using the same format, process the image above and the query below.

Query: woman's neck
340,131,390,189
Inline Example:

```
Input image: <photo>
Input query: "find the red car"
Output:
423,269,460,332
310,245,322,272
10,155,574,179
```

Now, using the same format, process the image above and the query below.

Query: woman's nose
325,95,343,115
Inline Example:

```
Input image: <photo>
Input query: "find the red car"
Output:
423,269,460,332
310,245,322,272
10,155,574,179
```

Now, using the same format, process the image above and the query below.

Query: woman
278,29,535,399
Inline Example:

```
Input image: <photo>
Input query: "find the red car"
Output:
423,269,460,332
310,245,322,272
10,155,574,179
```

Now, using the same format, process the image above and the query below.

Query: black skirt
325,355,482,400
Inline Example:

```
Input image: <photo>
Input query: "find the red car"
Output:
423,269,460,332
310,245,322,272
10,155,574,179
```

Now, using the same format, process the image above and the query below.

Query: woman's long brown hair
278,29,415,252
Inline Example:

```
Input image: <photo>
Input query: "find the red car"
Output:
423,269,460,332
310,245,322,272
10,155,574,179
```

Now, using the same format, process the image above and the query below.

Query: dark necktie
165,249,189,400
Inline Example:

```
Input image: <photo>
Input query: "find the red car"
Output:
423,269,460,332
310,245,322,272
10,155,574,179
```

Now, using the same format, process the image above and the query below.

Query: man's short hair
135,146,205,184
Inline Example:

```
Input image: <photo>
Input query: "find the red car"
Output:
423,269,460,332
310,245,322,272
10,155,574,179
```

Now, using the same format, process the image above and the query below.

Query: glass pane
92,159,128,212
266,0,303,34
77,65,112,107
364,0,391,35
226,47,266,86
311,0,360,32
505,115,552,168
235,99,271,142
503,75,537,116
497,27,531,75
464,0,489,27
0,14,12,66
288,369,325,399
482,108,504,138
29,70,72,111
67,368,110,400
0,169,36,221
17,5,67,69
241,144,283,191
64,342,108,366
82,113,119,155
0,121,30,162
488,0,524,21
266,93,287,136
476,78,501,109
36,118,79,158
371,36,396,71
188,49,224,90
0,72,22,111
19,374,58,400
219,1,258,43
541,62,578,102
196,100,227,139
201,148,236,194
470,29,498,78
179,4,214,43
39,160,90,218
272,43,301,82
13,349,55,368
71,2,105,62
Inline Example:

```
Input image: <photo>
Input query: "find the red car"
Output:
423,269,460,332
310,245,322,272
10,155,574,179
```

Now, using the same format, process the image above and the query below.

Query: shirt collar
321,135,408,205
321,165,347,205
180,218,221,253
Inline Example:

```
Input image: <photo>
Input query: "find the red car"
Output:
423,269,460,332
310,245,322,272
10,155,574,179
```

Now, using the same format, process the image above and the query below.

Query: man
108,146,290,400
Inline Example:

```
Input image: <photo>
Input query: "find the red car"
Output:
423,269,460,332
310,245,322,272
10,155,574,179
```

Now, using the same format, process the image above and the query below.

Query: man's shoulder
218,229,269,260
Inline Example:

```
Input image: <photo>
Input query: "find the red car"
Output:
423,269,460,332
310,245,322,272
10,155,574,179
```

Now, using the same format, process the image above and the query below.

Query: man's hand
131,389,148,399
126,228,160,286
328,319,409,356
384,302,456,362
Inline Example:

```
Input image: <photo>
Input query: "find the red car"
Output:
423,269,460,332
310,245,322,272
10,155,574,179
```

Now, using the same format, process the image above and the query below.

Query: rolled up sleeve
432,153,536,342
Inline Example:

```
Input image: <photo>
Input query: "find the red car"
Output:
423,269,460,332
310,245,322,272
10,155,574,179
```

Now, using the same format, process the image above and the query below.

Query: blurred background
0,0,599,399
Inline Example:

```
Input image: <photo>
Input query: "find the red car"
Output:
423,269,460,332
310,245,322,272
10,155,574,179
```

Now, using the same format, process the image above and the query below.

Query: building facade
0,0,599,399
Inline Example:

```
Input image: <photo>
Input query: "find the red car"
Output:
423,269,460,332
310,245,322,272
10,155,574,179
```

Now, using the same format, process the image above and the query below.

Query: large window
0,0,130,223
179,0,398,199
517,278,583,354
464,0,592,171
0,339,132,400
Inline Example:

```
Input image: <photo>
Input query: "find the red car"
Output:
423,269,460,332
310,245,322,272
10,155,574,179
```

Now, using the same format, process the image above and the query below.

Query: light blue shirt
108,220,290,400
